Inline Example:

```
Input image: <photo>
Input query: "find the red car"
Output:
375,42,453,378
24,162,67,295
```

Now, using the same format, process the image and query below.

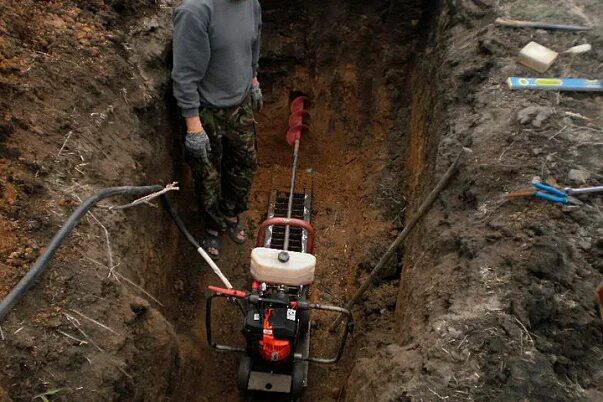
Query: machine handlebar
208,286,299,307
256,217,315,253
207,286,248,299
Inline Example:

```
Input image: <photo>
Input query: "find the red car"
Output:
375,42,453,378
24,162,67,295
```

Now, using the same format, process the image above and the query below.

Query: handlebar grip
535,192,568,204
208,286,247,298
532,181,566,197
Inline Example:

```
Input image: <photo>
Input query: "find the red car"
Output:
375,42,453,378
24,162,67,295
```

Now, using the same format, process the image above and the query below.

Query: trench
133,0,442,400
4,0,602,400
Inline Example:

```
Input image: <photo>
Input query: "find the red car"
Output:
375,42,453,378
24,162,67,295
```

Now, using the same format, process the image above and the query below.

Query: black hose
162,195,247,316
161,194,201,249
0,185,162,322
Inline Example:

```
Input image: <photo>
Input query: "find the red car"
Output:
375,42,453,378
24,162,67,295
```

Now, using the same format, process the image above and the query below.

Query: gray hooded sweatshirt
172,0,262,117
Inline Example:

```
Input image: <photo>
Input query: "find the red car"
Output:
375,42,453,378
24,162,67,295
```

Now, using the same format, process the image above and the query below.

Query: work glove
251,82,263,112
185,130,211,163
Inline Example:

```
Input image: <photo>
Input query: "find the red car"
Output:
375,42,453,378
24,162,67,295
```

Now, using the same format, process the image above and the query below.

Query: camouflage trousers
186,97,257,232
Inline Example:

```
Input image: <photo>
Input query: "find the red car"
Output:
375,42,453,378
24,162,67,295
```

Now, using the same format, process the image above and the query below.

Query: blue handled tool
506,182,600,205
532,182,570,204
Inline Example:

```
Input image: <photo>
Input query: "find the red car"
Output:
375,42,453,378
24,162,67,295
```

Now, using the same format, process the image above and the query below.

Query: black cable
161,194,201,249
162,194,247,316
0,185,163,322
0,186,245,323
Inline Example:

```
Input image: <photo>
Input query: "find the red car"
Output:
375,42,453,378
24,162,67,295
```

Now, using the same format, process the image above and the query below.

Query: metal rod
297,302,352,364
283,138,300,251
206,295,246,352
329,151,464,331
564,186,603,195
495,18,593,32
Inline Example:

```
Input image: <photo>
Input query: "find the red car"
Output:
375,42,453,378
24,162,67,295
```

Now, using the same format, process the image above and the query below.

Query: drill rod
283,138,300,251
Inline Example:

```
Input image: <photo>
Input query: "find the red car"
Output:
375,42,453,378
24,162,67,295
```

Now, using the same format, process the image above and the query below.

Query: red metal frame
256,217,315,254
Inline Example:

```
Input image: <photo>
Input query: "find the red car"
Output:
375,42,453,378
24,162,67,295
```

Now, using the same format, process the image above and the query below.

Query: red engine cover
259,309,291,363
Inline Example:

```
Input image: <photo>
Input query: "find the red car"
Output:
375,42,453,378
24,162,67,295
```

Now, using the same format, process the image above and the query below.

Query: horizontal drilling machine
206,96,353,400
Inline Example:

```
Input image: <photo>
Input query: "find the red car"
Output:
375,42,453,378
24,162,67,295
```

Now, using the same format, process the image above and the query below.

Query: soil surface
1,0,602,401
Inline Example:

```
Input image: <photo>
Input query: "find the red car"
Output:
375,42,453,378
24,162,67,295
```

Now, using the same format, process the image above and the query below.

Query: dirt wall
347,1,603,401
0,1,185,400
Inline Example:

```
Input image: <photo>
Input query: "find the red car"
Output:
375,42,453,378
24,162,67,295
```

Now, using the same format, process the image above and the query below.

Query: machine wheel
290,361,305,399
238,356,252,391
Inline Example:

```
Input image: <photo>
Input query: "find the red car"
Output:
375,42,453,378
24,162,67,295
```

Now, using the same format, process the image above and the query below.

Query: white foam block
518,41,558,73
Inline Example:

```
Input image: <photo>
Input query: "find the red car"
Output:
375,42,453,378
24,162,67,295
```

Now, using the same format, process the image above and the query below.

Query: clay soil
1,0,603,402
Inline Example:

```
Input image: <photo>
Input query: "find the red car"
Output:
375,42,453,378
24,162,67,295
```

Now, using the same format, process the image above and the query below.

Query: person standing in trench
172,0,263,259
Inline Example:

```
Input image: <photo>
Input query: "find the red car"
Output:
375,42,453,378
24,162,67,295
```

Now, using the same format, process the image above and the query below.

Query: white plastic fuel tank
250,247,316,286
